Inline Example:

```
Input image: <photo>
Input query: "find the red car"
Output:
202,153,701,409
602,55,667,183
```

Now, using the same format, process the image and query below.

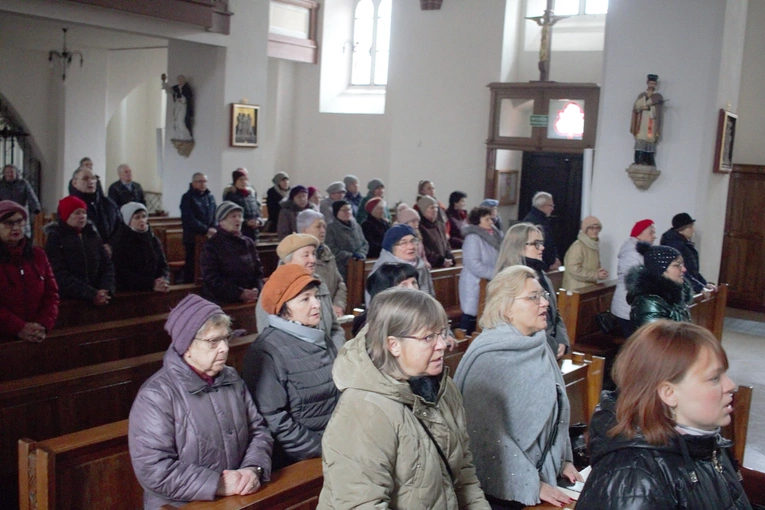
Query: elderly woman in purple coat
128,295,273,509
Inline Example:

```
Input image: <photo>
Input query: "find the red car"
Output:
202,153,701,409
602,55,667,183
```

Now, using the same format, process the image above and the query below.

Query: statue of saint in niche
162,74,194,142
630,73,666,167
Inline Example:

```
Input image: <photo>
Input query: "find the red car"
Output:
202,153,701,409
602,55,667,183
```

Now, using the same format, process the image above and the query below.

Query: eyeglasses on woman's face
400,327,449,344
517,291,550,305
194,333,233,350
525,240,544,249
395,237,421,247
1,217,26,229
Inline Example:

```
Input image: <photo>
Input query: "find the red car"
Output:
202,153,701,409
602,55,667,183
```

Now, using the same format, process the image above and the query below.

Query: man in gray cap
320,181,347,225
343,175,362,215
356,178,389,224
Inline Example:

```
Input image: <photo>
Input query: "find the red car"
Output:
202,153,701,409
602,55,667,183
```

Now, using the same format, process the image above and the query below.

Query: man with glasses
180,173,217,284
69,167,121,249
522,191,561,270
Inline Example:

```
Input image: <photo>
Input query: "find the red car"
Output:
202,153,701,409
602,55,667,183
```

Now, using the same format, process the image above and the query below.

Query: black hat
637,242,681,276
672,213,696,230
647,74,658,82
332,200,350,218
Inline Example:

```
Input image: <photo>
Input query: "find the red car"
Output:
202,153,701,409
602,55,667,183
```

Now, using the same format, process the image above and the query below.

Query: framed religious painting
230,103,259,148
494,169,519,206
713,109,736,173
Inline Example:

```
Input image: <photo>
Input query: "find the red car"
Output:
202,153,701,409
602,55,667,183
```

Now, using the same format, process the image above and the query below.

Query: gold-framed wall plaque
230,103,259,148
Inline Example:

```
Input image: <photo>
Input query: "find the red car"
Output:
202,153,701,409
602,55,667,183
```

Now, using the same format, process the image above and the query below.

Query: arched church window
351,0,392,86
553,0,608,16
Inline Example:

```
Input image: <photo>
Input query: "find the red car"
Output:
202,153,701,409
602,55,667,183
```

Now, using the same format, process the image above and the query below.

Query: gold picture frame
230,103,259,148
494,169,519,206
713,109,736,173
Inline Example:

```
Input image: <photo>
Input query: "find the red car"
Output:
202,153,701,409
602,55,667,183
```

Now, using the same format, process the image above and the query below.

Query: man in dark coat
108,164,145,207
522,191,560,270
660,212,712,293
70,167,121,248
200,202,263,304
180,173,217,284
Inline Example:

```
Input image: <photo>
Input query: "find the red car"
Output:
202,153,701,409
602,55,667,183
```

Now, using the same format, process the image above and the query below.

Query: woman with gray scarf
454,265,581,509
458,206,503,334
495,223,569,359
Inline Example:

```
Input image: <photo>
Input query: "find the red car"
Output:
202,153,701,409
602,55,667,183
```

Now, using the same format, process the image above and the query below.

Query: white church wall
590,0,745,283
735,0,765,166
0,47,58,208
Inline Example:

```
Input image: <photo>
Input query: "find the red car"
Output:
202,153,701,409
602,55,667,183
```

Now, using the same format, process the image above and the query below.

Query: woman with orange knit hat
242,264,339,470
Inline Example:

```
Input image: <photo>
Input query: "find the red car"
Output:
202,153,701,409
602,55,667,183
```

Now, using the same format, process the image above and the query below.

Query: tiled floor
723,308,765,471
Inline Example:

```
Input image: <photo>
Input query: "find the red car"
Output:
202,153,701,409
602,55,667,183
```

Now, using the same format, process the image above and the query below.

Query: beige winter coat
317,332,489,510
562,231,601,290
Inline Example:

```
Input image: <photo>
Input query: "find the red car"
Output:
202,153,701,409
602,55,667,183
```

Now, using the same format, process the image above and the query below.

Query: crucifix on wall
526,0,570,81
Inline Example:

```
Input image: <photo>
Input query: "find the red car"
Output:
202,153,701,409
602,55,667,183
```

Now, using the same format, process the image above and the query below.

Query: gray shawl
461,224,503,251
453,323,572,505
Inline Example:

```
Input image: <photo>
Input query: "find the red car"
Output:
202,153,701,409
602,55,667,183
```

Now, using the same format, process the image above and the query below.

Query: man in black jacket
180,173,217,284
108,164,145,207
523,191,560,270
70,167,121,250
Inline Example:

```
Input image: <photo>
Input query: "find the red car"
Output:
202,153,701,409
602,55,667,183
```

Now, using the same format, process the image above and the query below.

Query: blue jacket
180,186,216,245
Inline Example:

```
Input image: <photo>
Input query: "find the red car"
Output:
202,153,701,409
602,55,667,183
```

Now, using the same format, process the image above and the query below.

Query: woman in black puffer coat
627,242,694,329
578,321,751,510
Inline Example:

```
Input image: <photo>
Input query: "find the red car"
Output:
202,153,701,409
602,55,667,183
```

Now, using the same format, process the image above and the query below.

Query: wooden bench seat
0,335,257,507
2,302,258,382
55,284,202,329
18,419,324,510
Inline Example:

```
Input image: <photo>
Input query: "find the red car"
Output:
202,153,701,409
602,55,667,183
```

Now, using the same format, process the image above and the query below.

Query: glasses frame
517,291,551,305
395,237,421,247
525,240,544,249
194,333,233,350
1,218,27,229
399,327,449,344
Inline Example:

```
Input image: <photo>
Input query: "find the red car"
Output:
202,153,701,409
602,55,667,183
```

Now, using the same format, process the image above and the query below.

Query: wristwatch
252,465,264,481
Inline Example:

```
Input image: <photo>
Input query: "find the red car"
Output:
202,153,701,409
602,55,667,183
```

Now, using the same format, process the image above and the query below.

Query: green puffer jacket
317,331,490,510
626,266,694,328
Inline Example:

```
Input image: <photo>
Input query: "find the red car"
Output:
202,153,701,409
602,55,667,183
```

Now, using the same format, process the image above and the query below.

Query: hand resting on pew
153,277,170,293
18,321,46,342
240,287,260,302
93,288,111,306
218,467,261,496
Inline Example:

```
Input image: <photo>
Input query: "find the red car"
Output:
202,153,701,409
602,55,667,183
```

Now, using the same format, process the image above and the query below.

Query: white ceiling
0,12,167,52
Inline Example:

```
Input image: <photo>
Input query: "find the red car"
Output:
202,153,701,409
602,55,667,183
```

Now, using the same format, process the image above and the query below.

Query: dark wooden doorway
518,152,583,259
719,165,765,311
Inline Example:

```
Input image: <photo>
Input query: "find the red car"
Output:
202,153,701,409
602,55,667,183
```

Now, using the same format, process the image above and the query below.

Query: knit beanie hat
232,168,248,183
382,224,417,252
120,202,147,225
307,186,319,200
333,200,350,217
277,233,319,260
417,195,438,212
637,242,681,276
289,185,308,200
581,216,601,232
631,219,654,238
58,196,87,222
672,212,696,230
326,181,346,194
216,201,243,223
396,206,419,225
365,197,384,214
165,294,224,355
260,264,320,315
367,178,385,192
272,172,289,185
480,199,499,208
0,200,27,222
297,209,325,233
343,175,359,188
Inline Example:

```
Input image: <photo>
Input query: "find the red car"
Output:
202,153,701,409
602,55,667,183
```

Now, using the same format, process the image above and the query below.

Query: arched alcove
0,93,45,202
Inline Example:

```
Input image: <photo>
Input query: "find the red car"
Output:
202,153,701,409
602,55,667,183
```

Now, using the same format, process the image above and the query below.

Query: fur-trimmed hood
626,265,685,306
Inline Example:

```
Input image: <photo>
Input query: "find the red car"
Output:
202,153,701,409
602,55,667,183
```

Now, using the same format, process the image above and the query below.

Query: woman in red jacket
0,200,59,342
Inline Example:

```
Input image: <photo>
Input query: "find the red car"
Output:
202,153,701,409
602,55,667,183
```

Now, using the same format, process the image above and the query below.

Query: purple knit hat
289,185,308,200
0,200,27,221
165,294,224,355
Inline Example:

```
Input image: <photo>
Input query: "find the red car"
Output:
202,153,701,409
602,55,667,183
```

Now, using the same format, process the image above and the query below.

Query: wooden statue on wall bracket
525,0,570,82
161,73,195,157
627,73,668,190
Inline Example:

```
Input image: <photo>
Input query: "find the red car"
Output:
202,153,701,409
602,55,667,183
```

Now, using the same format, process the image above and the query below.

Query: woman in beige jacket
318,288,489,510
562,216,609,290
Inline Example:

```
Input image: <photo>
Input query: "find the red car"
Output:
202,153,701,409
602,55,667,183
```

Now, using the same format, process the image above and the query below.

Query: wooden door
719,165,765,311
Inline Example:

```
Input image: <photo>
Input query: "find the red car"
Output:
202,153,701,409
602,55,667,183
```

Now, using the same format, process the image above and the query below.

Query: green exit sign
530,115,548,127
